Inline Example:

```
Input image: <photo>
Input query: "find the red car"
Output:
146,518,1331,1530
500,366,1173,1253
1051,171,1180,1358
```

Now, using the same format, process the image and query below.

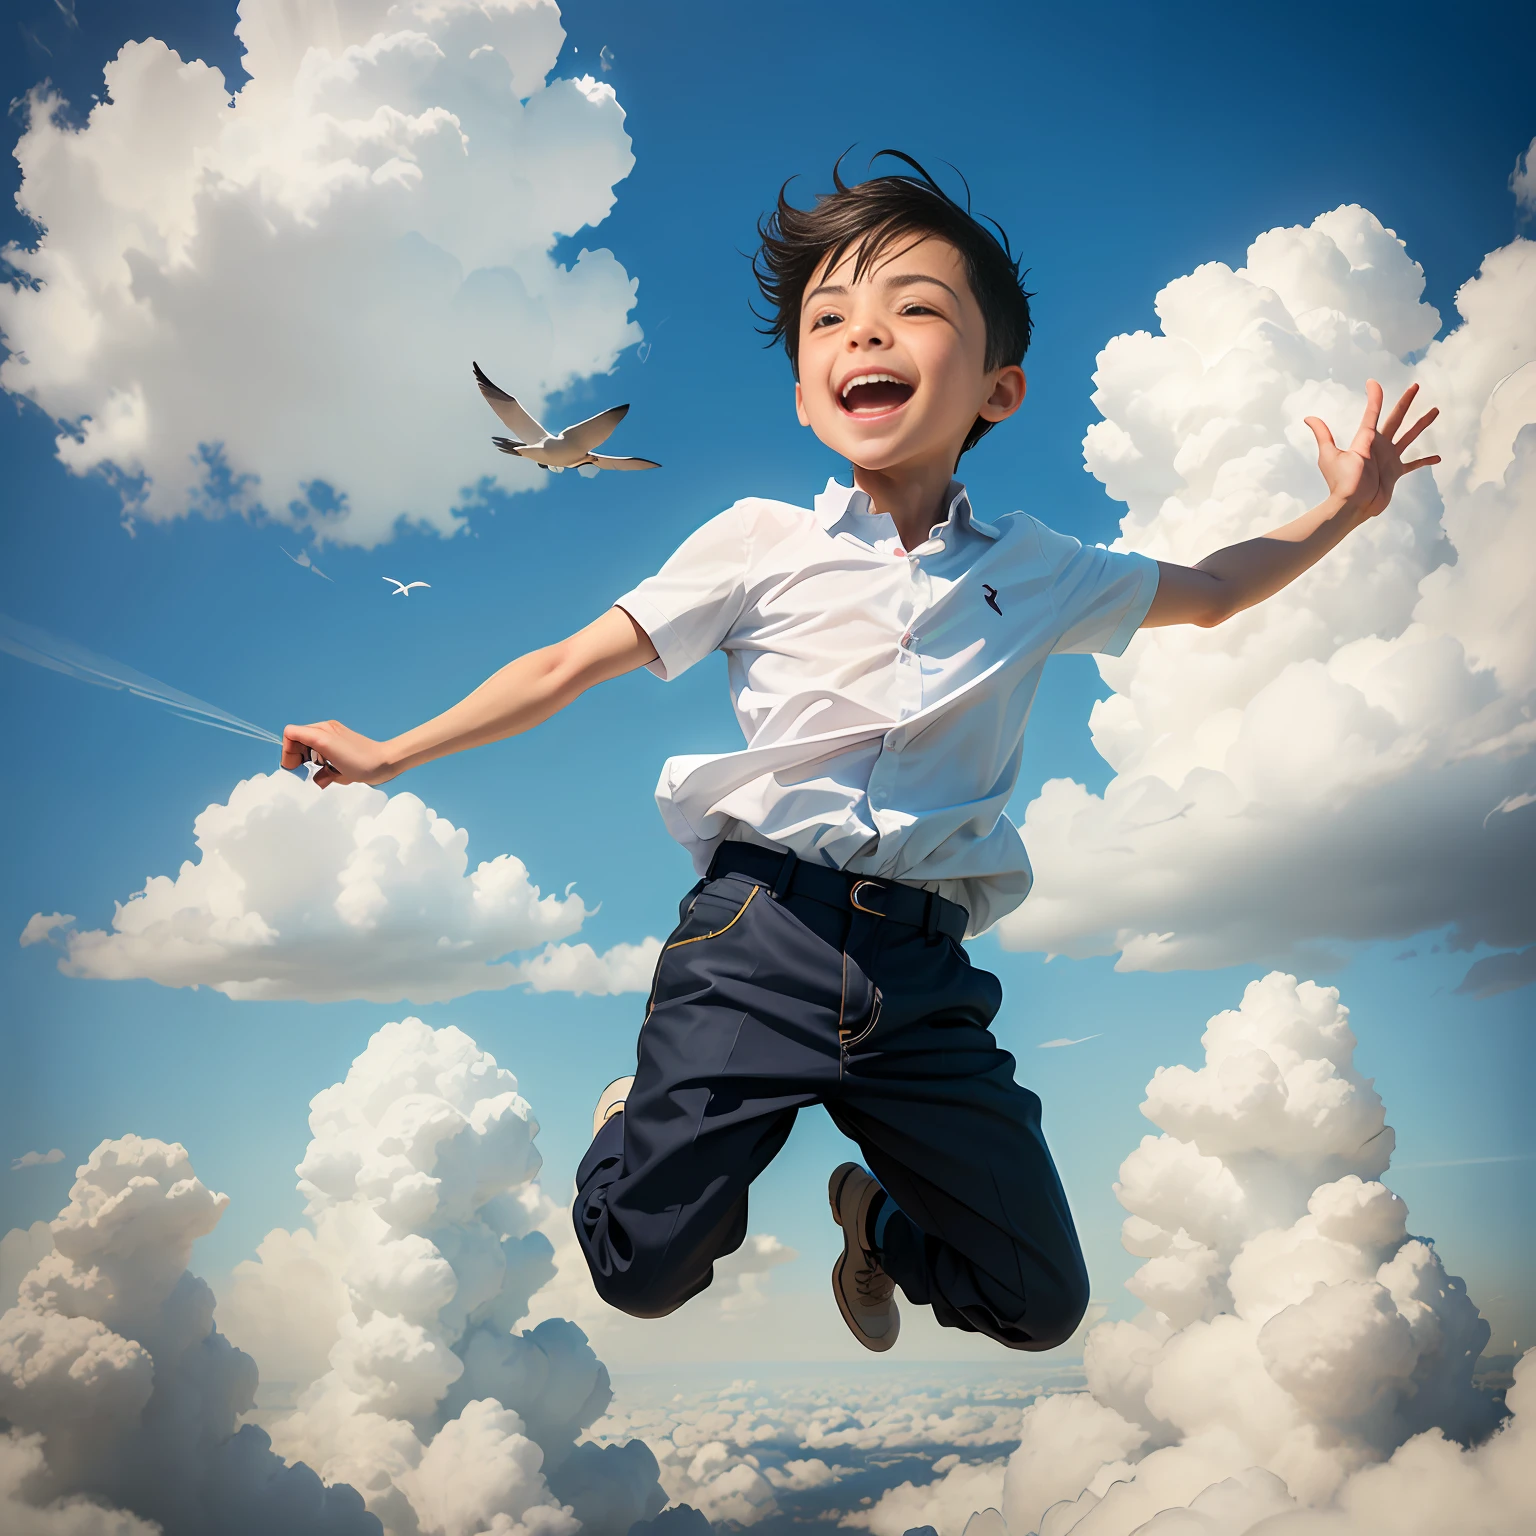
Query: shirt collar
812,478,1000,541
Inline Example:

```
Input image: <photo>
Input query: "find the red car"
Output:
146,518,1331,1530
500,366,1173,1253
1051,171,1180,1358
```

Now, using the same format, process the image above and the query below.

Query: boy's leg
828,920,1090,1351
574,872,845,1318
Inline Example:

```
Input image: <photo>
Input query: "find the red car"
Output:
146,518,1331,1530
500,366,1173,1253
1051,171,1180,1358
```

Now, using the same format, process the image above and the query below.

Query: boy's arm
280,606,658,788
1141,380,1439,630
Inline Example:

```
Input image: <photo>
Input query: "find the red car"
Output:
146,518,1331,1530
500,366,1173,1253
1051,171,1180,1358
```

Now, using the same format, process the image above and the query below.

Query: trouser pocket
839,950,883,1048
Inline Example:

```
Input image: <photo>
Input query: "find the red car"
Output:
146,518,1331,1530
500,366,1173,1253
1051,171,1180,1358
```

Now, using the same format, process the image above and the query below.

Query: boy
283,155,1438,1353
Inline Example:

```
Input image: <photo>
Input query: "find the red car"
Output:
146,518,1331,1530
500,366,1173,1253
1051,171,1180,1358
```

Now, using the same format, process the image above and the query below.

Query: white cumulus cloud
219,1016,666,1536
28,771,659,1003
10,1150,65,1171
1,1431,161,1536
712,1233,799,1320
0,1135,377,1534
897,971,1528,1536
18,913,72,947
0,1223,53,1311
999,190,1536,988
519,937,663,997
0,0,642,547
762,1457,856,1491
842,1454,1006,1536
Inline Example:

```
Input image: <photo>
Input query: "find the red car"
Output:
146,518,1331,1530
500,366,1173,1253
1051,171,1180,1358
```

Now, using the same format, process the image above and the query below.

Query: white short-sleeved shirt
614,478,1158,935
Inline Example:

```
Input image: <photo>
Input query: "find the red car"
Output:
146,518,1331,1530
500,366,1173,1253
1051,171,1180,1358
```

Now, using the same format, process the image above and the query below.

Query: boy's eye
810,311,842,330
900,303,936,316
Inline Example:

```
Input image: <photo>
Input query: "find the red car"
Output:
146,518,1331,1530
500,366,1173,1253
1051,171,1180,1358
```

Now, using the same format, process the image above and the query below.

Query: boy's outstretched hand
1305,379,1440,518
1142,379,1442,630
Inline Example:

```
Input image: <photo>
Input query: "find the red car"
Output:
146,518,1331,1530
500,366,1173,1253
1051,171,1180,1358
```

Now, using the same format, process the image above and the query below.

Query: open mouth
839,372,915,416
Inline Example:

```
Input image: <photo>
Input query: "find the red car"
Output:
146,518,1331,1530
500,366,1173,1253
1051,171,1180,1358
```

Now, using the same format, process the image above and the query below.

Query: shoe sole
829,1162,899,1353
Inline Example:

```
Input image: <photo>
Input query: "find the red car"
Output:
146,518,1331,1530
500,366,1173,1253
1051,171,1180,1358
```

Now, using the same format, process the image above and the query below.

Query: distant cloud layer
9,1148,64,1171
1000,190,1536,988
589,1373,1041,1525
25,771,659,1003
0,0,641,546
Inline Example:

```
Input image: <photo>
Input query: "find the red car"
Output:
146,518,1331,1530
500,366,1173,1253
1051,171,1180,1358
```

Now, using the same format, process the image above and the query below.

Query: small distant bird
473,362,660,472
281,546,332,581
383,578,430,596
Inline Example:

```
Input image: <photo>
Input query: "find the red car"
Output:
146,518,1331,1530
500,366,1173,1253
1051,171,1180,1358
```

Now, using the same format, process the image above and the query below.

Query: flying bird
383,578,430,596
473,362,660,472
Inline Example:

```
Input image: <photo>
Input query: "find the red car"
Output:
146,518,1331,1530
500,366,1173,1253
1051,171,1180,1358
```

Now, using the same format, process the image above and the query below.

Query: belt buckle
849,879,886,916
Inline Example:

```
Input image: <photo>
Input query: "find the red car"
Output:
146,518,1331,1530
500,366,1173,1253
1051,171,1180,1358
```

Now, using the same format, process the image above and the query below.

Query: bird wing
561,404,630,452
585,452,662,471
473,362,548,442
406,582,431,591
494,437,559,466
383,577,407,592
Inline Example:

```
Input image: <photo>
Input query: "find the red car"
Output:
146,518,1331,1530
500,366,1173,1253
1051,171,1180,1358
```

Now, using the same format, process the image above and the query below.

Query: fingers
282,721,338,777
280,725,309,769
1395,406,1439,450
1348,379,1384,456
1378,381,1418,441
1304,415,1337,455
1402,456,1441,473
1360,378,1384,432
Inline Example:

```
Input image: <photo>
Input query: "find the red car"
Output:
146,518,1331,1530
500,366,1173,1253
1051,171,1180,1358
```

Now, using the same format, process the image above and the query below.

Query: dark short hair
753,150,1033,455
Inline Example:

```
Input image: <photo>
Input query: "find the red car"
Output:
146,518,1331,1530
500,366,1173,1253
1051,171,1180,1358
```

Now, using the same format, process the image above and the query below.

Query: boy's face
793,234,1025,475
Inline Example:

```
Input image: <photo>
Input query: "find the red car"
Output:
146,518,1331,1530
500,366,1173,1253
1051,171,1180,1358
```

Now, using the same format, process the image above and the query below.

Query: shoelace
854,1260,895,1306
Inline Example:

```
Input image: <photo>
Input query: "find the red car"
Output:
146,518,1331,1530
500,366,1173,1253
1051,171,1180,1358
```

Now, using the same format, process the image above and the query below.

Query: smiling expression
794,235,1025,473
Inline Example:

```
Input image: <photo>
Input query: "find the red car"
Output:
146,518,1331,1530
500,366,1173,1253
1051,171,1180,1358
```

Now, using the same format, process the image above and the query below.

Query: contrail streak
0,611,281,747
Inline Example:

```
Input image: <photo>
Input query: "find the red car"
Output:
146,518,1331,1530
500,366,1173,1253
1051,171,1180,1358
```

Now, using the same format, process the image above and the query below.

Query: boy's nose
846,323,887,348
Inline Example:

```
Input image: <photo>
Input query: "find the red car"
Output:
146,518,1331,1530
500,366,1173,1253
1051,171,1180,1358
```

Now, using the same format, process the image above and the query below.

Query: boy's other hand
280,720,394,788
1305,379,1440,520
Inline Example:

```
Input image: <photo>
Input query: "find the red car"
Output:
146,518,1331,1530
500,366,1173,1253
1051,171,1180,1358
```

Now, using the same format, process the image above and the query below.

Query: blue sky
2,0,1532,1378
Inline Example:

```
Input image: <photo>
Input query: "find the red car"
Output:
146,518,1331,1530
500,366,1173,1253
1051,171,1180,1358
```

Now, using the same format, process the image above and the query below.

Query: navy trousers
572,856,1089,1350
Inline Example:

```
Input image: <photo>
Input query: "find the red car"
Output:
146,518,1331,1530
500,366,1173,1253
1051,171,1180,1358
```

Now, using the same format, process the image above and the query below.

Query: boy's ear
794,380,810,427
980,366,1026,424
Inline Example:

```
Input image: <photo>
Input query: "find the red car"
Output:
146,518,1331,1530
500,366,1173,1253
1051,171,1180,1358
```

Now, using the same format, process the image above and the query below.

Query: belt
706,841,968,945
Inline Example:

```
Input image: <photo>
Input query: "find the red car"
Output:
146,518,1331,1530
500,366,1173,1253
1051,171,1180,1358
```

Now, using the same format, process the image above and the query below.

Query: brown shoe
828,1162,900,1352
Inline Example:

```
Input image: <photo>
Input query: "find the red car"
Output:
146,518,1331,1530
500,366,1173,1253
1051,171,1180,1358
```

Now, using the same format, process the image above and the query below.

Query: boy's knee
590,1262,701,1321
1008,1268,1090,1352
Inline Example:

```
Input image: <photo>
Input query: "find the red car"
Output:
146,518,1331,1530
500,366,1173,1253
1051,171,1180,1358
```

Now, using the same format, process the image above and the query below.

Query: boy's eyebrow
803,273,963,307
879,273,962,303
